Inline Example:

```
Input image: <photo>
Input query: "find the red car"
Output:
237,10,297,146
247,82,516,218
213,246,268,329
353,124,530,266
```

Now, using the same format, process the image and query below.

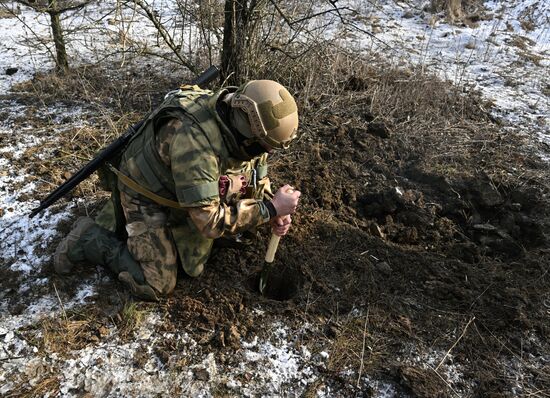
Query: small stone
376,261,392,275
194,368,210,381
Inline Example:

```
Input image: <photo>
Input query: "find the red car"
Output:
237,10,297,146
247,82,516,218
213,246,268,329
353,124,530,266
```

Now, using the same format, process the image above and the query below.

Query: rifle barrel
29,65,219,218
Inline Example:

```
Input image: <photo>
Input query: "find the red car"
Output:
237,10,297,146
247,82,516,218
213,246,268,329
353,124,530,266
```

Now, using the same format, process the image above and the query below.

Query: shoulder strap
108,164,187,210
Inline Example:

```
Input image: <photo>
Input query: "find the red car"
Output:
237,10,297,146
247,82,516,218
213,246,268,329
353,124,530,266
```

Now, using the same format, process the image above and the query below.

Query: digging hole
247,267,303,301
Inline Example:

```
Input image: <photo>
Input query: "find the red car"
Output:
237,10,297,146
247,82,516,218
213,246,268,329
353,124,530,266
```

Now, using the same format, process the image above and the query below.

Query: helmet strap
232,129,266,159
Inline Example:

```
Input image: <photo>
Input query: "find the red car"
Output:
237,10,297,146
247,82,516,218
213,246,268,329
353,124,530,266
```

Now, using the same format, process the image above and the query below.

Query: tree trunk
221,0,250,85
48,0,69,72
446,0,463,22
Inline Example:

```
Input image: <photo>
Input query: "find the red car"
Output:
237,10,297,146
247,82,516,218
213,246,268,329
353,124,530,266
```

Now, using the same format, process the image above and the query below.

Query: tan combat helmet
228,80,298,149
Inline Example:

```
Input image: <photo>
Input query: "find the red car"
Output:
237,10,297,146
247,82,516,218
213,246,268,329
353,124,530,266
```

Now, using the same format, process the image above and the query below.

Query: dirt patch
157,63,550,395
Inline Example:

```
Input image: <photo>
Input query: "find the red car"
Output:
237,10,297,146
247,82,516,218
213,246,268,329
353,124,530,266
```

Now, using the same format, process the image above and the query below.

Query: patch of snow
400,343,474,395
72,283,96,304
1,207,70,273
237,324,316,396
0,6,53,93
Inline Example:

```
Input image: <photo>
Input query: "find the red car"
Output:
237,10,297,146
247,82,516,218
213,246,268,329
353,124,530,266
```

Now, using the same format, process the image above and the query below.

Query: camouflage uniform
96,86,273,295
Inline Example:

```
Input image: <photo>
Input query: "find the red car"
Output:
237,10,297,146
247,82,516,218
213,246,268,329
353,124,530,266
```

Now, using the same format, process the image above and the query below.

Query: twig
356,309,369,387
129,0,198,73
267,0,292,27
435,316,475,371
468,283,494,311
53,282,68,321
0,355,25,361
427,364,461,397
304,283,312,315
290,7,353,26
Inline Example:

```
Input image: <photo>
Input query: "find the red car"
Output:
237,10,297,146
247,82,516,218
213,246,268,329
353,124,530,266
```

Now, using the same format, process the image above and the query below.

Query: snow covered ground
1,0,549,396
347,0,549,142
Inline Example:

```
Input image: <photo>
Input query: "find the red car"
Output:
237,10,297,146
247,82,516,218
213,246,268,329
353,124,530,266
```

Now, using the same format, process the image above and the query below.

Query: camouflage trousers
120,191,178,295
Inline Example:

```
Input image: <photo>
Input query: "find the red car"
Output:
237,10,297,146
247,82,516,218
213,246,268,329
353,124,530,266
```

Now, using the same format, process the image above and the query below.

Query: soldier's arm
187,199,271,239
188,185,300,239
170,124,273,239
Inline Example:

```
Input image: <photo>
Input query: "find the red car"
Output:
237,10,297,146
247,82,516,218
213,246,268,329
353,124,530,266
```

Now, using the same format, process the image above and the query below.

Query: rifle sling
108,164,186,210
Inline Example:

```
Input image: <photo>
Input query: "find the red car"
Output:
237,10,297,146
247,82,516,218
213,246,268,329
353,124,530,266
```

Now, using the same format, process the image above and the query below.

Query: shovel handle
265,234,281,263
264,187,294,263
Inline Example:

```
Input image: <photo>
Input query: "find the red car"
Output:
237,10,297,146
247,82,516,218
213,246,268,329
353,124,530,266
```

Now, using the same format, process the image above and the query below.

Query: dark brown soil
156,70,550,396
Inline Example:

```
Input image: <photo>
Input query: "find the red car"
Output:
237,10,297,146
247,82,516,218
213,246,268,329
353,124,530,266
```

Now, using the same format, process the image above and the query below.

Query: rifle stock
29,65,219,218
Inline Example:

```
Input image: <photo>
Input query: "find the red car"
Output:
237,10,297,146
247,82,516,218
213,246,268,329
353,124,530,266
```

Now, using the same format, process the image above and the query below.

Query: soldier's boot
118,272,159,302
62,221,159,302
54,217,95,274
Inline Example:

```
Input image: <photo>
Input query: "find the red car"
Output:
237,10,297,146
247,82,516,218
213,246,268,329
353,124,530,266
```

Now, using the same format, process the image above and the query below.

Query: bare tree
12,0,93,72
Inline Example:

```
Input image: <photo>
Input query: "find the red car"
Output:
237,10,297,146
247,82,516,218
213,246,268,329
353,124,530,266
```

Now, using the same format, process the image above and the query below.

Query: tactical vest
120,87,216,202
119,87,268,204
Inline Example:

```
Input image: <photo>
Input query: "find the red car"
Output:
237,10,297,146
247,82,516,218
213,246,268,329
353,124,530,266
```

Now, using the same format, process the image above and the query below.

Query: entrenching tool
259,188,294,295
258,234,283,295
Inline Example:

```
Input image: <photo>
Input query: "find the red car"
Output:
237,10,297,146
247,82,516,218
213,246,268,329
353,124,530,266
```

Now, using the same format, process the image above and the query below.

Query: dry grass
36,309,106,354
116,301,147,339
327,314,388,379
11,63,182,115
5,376,60,398
20,302,148,354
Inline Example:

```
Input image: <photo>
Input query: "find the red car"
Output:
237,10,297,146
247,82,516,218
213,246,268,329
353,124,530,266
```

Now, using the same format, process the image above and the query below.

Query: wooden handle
265,234,281,263
264,186,295,263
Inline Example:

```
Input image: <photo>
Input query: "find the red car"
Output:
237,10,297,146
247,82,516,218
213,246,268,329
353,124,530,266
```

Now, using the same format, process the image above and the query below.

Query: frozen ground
1,0,549,396
345,0,549,144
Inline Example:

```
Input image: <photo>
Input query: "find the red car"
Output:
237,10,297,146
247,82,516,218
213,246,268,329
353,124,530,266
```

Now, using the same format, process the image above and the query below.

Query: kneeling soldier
54,80,301,300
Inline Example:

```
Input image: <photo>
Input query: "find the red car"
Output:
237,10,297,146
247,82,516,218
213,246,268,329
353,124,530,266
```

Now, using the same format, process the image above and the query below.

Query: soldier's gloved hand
271,215,292,236
271,184,301,216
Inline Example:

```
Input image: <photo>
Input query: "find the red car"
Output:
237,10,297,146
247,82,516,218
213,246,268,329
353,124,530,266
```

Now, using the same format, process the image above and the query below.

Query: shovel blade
259,263,272,295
